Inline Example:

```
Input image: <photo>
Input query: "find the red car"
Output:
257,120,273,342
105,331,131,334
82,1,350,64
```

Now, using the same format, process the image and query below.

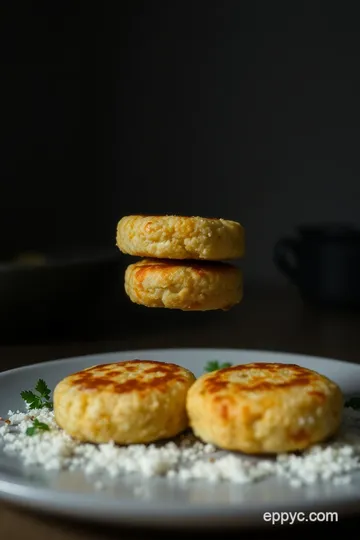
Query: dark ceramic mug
273,223,360,308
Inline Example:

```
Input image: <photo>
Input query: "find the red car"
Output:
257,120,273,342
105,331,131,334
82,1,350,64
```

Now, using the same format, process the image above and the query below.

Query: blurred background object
273,223,360,310
0,247,126,343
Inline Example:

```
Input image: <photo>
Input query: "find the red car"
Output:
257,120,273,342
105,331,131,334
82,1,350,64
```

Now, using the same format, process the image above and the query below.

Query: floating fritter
124,258,243,311
116,215,245,261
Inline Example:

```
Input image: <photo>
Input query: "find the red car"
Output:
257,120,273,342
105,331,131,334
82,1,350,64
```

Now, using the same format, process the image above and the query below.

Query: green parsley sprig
26,418,50,436
21,379,53,410
204,360,233,372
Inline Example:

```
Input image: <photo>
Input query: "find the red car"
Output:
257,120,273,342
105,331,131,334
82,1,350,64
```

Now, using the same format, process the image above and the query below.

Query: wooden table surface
1,284,360,537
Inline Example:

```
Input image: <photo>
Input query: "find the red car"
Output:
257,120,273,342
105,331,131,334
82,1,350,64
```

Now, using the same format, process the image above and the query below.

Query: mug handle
273,237,299,283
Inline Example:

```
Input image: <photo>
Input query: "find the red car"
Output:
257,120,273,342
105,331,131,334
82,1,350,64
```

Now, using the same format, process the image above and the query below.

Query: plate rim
1,479,360,528
1,346,360,377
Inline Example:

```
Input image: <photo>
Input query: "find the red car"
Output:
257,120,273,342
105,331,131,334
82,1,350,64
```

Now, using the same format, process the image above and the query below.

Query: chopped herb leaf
204,360,233,372
21,379,53,410
26,418,50,436
20,390,42,410
26,418,50,435
35,379,51,400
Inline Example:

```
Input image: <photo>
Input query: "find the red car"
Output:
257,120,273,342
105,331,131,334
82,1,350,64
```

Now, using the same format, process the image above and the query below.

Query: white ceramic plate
1,348,360,529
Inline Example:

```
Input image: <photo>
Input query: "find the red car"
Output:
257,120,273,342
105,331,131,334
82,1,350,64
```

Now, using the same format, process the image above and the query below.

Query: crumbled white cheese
1,406,360,491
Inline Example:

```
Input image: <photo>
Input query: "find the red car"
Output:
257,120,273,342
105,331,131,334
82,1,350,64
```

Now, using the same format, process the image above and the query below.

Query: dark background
1,2,360,339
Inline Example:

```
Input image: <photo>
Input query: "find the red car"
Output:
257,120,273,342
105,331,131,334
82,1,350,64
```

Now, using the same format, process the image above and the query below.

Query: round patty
53,360,196,445
186,362,343,454
124,258,243,311
116,214,245,260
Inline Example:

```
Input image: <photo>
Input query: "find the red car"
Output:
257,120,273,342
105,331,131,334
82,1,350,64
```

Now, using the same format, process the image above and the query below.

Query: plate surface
1,348,360,528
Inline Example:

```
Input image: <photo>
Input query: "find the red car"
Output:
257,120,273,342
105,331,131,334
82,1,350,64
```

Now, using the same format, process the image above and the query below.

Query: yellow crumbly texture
124,258,243,311
53,360,196,445
186,362,343,454
116,215,245,260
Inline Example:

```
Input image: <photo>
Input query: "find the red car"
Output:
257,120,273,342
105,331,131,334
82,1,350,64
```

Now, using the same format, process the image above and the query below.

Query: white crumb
1,406,360,491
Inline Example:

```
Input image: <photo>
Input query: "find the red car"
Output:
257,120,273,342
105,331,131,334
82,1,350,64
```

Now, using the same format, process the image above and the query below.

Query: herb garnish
204,360,233,372
26,418,50,436
21,379,53,410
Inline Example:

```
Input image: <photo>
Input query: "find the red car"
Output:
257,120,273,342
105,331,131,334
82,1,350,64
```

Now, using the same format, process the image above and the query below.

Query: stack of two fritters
116,214,245,311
